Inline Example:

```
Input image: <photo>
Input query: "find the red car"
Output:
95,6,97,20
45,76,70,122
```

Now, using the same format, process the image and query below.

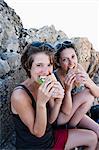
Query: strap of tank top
16,84,36,109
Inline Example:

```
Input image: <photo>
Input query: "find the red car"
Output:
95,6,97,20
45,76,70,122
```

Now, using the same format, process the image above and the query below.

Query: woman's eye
48,64,51,67
36,64,41,67
62,58,68,62
62,59,66,61
72,55,75,58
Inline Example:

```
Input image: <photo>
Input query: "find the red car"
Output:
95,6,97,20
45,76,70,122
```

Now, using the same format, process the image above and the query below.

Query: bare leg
96,141,99,150
78,114,99,138
69,100,93,127
62,89,94,124
68,90,94,127
64,129,97,150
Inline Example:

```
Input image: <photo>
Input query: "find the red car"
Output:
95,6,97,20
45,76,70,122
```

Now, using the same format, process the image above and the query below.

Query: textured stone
0,1,99,149
0,0,23,53
1,52,21,70
0,59,10,77
21,25,68,45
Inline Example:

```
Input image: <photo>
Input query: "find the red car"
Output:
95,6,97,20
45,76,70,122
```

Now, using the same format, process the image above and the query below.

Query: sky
5,0,99,51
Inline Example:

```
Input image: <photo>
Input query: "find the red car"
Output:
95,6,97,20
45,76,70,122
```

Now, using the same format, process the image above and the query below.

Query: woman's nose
41,68,50,75
69,59,74,66
69,59,72,64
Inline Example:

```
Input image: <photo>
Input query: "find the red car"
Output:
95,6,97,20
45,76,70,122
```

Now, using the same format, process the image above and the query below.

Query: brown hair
55,40,76,68
21,42,55,78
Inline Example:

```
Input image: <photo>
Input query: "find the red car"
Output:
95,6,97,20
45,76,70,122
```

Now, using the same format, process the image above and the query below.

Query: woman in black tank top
11,41,98,150
13,85,54,149
11,42,65,149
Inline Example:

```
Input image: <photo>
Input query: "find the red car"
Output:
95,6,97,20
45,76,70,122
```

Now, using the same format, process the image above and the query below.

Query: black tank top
12,84,54,149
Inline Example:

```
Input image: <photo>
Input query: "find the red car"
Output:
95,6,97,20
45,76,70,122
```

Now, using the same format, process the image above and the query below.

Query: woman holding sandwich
11,41,97,150
54,40,99,141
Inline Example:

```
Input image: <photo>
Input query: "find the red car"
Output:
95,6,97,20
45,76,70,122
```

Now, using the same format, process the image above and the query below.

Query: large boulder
0,1,99,149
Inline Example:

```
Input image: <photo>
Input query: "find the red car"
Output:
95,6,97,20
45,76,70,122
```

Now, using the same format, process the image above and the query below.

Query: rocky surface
0,1,99,149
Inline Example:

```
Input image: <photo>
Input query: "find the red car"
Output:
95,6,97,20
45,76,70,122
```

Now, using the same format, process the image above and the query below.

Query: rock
71,37,92,71
0,1,99,149
0,1,23,53
1,52,21,70
21,25,68,45
0,59,10,77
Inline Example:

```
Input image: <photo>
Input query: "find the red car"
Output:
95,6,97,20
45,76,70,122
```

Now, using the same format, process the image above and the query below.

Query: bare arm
48,98,62,124
84,78,99,97
60,70,76,115
56,71,76,125
11,80,56,137
76,63,99,97
57,91,73,125
11,89,47,137
61,91,72,115
48,81,64,124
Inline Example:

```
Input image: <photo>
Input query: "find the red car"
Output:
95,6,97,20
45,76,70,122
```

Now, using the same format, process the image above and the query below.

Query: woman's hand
64,69,76,92
72,64,90,88
75,71,93,88
51,81,65,104
37,78,56,106
48,81,64,124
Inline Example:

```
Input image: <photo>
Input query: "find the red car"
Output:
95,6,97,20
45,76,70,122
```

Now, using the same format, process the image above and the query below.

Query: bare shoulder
11,87,32,103
11,88,32,114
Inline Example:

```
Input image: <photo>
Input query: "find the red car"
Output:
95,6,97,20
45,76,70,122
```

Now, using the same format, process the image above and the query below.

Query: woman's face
59,48,78,73
30,52,53,82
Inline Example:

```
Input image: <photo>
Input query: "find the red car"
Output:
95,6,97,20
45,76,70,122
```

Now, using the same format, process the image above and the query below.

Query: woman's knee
76,88,94,104
72,90,93,114
64,129,97,150
88,130,98,145
79,94,94,112
83,89,94,103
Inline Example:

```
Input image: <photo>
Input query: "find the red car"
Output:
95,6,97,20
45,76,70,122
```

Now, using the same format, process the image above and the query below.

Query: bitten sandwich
38,73,57,85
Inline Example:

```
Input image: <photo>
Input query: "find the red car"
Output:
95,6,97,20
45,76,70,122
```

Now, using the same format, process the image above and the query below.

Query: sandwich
67,64,81,88
74,64,85,87
38,73,57,85
74,68,81,87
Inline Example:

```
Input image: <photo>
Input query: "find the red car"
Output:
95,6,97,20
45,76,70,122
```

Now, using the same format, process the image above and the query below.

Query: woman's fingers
39,79,64,100
39,78,53,91
65,73,76,85
53,81,64,90
76,72,89,83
